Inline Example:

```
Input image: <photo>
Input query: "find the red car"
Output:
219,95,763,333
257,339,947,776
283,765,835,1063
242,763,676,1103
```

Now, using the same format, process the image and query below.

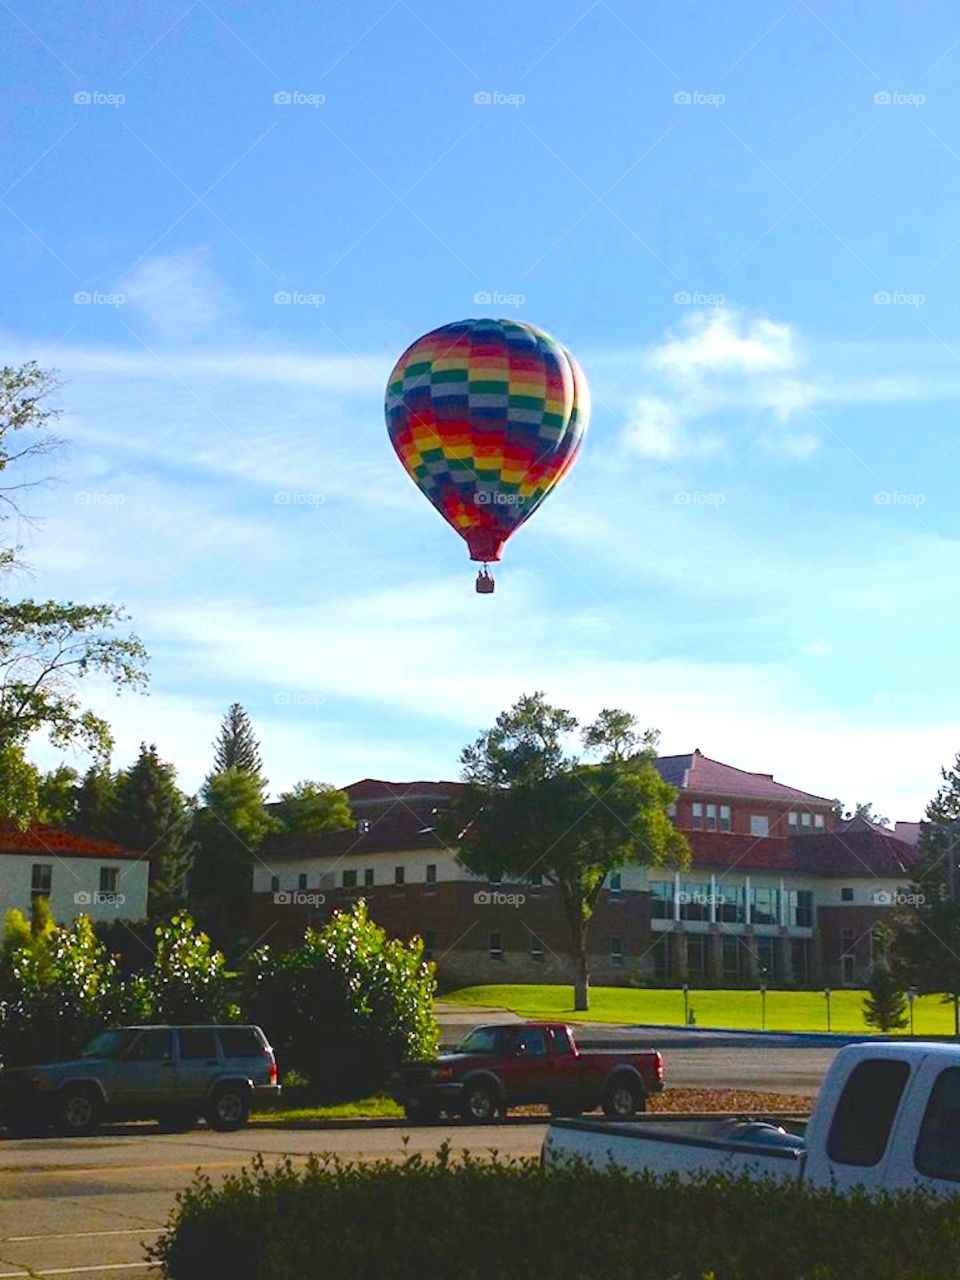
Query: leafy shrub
0,905,125,1065
243,900,438,1098
137,912,235,1024
151,1148,960,1280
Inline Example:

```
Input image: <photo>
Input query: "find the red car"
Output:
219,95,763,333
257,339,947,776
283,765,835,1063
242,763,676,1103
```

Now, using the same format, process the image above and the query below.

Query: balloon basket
475,568,495,594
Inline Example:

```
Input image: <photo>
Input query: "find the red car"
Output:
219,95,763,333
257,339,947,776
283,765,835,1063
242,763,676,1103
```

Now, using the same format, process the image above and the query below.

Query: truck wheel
461,1082,498,1123
55,1087,101,1137
205,1084,250,1132
602,1079,645,1119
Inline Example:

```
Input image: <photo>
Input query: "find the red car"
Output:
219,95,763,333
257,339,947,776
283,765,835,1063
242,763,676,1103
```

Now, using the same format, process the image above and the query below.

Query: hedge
150,1146,960,1280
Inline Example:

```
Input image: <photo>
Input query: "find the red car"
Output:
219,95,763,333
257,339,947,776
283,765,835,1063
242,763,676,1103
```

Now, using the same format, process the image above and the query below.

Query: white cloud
651,311,798,380
119,249,227,341
622,395,722,460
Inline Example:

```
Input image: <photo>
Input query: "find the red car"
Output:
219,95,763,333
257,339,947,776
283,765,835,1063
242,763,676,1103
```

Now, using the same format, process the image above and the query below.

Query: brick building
250,753,919,989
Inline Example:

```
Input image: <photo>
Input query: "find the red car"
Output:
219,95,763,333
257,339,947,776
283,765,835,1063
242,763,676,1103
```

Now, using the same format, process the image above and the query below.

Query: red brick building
250,754,919,989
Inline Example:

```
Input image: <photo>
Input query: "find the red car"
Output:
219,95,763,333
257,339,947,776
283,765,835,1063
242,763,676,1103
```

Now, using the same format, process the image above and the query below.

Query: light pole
907,986,917,1037
760,983,767,1031
825,987,832,1033
682,982,690,1026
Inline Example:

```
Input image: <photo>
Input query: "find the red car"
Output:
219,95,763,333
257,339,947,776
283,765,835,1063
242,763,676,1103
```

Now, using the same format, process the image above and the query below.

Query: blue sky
4,0,960,818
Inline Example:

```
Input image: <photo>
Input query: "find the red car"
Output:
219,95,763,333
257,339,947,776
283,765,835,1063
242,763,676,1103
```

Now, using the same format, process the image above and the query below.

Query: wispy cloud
120,248,227,341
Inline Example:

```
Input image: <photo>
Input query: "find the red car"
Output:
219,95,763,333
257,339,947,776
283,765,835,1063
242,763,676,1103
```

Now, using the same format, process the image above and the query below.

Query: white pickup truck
542,1042,960,1194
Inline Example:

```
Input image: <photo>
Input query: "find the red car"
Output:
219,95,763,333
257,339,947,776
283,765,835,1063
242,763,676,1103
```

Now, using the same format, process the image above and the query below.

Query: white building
0,825,149,925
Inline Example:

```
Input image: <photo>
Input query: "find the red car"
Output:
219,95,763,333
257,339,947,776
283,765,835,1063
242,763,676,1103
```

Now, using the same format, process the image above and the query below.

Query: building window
841,928,856,956
652,934,670,981
356,818,371,835
364,868,374,887
801,812,812,828
425,864,437,889
270,874,280,893
787,889,813,928
489,931,503,961
752,886,779,926
343,869,357,889
667,801,677,818
691,802,703,830
649,881,674,920
814,814,825,829
680,883,710,922
422,931,435,961
99,866,119,894
609,872,622,899
705,803,717,832
394,866,405,886
717,885,746,924
529,873,543,895
788,811,799,827
755,935,780,981
791,938,811,982
841,886,854,903
686,935,706,979
719,804,731,833
530,934,544,961
750,815,769,837
31,864,52,898
722,934,742,977
610,937,624,966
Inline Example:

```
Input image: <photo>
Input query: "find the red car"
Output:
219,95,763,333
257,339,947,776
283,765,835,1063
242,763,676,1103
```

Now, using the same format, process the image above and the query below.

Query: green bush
242,900,438,1098
151,1149,960,1280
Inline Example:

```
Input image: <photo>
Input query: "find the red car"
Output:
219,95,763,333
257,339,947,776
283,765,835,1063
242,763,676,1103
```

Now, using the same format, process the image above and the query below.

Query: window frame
30,863,53,897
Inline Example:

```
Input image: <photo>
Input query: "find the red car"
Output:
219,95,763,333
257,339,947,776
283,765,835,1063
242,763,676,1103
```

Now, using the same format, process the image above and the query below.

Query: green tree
243,900,438,1099
137,912,233,1024
863,966,909,1032
191,769,279,935
111,744,194,919
212,703,264,783
842,801,891,827
276,780,352,833
450,695,688,1011
0,600,148,757
72,764,118,839
0,744,40,827
37,764,79,827
0,362,62,574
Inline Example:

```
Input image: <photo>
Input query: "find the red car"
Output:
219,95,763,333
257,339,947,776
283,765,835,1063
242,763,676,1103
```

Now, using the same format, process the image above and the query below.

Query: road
0,1122,548,1279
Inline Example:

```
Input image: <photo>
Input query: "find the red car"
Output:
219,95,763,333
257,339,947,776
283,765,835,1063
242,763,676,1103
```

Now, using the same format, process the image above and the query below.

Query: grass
252,1094,403,1123
442,983,959,1035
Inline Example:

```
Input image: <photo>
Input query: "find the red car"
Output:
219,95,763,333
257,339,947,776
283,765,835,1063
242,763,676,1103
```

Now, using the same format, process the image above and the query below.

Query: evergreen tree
111,744,194,919
191,768,279,938
276,780,352,833
863,964,908,1033
0,744,40,827
37,764,79,827
212,703,264,784
71,764,117,839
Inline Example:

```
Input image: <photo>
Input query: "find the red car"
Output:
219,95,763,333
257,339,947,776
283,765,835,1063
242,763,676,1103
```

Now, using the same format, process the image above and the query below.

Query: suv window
915,1066,960,1181
551,1027,572,1054
178,1028,219,1061
218,1027,265,1059
127,1029,173,1062
827,1058,910,1166
517,1028,549,1057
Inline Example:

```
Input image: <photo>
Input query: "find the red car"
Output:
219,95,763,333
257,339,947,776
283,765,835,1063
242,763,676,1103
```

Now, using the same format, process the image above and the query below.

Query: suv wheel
55,1087,101,1137
602,1078,644,1119
205,1084,250,1132
461,1082,498,1123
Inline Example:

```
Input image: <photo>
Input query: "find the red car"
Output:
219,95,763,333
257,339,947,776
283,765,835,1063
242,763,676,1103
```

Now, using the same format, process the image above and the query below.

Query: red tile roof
654,750,834,806
685,828,918,878
344,779,463,804
0,824,143,861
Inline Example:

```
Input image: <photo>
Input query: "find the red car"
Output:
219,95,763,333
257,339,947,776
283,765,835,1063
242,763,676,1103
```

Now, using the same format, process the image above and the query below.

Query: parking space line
0,1265,158,1277
6,1230,159,1243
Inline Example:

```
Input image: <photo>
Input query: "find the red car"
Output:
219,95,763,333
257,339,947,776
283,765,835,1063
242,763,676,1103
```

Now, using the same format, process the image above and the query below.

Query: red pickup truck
391,1022,663,1123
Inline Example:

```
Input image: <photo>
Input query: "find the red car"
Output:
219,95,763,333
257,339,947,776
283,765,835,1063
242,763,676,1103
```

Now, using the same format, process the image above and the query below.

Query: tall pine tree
71,765,117,840
212,703,264,785
111,744,194,920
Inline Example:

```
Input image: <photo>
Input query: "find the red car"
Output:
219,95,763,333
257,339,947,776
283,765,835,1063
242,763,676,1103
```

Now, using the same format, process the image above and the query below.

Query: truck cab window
915,1066,960,1181
517,1028,549,1056
827,1059,910,1166
551,1027,572,1054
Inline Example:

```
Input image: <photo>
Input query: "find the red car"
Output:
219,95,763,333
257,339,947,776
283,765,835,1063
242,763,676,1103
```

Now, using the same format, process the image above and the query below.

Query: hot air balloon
385,318,589,592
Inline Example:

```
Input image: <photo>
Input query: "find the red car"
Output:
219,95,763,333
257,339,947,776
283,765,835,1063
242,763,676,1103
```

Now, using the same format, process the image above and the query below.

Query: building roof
0,824,143,861
684,827,919,878
653,749,834,806
344,779,463,806
894,821,921,846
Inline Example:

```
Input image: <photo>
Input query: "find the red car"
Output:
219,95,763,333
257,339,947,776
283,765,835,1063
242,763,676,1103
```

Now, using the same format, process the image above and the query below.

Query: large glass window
750,814,770,837
755,935,780,981
691,802,703,830
652,934,670,981
752,886,779,926
827,1059,910,1166
722,934,742,977
916,1067,960,1181
791,938,811,983
649,881,674,920
686,935,706,979
705,803,717,832
610,936,624,965
680,882,711,922
787,889,813,928
719,804,731,832
717,885,745,924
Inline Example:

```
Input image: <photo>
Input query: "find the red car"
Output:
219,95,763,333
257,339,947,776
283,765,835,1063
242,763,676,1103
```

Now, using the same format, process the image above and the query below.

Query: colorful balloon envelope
385,318,589,588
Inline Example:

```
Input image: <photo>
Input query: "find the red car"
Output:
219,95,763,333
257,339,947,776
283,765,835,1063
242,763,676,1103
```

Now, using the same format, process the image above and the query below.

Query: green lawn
442,984,958,1036
252,1093,403,1123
